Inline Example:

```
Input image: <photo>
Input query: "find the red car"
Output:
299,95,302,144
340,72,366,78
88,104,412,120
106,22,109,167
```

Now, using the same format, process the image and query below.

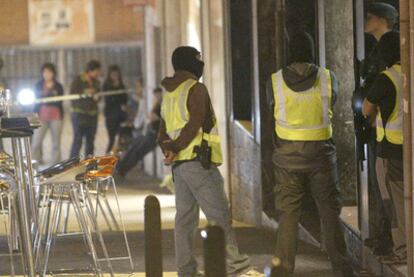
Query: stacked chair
0,90,132,276
0,151,133,276
35,156,134,276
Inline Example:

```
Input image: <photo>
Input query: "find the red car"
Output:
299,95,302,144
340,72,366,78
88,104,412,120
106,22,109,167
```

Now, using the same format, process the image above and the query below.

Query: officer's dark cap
366,2,398,21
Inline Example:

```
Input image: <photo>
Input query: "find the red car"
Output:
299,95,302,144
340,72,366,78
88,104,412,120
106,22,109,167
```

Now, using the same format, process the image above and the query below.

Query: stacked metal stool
0,157,23,277
35,156,133,277
82,156,134,271
0,89,133,276
0,120,40,277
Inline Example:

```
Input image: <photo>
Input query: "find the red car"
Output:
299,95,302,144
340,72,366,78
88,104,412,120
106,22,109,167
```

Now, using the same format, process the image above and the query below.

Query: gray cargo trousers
376,158,406,257
172,161,250,277
274,165,353,277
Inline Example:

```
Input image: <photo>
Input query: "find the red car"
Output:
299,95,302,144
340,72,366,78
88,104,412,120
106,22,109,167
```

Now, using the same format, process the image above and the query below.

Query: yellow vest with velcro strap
271,68,333,141
376,64,403,145
161,79,223,165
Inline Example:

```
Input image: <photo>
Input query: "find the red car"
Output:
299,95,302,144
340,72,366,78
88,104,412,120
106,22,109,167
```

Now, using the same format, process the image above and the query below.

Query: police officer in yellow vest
363,31,406,264
158,46,263,277
267,32,354,276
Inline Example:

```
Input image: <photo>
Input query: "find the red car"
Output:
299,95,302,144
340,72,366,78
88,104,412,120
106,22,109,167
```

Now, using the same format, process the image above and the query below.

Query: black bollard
265,256,289,277
144,195,163,277
202,225,227,277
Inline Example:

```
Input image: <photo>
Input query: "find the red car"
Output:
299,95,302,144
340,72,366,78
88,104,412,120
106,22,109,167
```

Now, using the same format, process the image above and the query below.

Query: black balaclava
378,30,400,67
288,31,315,64
172,46,204,79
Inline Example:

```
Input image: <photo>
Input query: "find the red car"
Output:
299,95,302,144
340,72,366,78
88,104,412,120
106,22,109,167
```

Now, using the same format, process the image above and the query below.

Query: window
228,0,253,123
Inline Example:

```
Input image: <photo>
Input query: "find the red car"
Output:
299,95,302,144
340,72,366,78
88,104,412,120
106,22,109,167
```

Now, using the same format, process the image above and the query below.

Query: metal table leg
108,176,134,271
23,137,39,233
70,185,103,277
11,137,36,277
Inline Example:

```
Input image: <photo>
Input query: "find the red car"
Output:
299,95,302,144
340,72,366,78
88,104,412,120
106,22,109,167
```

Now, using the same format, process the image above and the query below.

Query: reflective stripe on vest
376,64,403,145
161,79,223,164
271,68,333,141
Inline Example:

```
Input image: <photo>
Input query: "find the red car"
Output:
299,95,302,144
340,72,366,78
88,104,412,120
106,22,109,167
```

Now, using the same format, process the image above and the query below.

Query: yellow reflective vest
271,67,333,141
161,79,223,165
376,64,403,145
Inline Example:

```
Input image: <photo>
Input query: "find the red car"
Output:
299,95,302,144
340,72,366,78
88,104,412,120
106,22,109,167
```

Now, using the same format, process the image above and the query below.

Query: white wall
142,5,164,178
199,0,230,192
149,0,229,189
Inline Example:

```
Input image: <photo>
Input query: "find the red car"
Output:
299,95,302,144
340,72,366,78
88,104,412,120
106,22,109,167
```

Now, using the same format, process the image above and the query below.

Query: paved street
0,169,337,276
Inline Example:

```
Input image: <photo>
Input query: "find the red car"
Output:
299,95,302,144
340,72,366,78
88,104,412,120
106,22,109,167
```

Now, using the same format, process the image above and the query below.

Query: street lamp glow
17,89,35,105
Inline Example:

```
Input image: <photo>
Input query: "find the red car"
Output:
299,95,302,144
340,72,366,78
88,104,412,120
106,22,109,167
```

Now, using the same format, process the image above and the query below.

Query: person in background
127,79,143,122
113,78,144,153
115,87,162,177
103,65,128,154
125,79,146,135
31,63,64,165
69,60,101,158
133,79,147,137
0,57,7,95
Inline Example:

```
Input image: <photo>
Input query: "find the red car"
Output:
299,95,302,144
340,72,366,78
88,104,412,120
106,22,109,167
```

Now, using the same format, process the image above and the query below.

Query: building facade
144,0,414,275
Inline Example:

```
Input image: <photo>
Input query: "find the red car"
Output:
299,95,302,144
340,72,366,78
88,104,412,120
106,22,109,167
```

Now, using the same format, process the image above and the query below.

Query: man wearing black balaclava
363,30,406,264
158,46,263,277
265,32,355,276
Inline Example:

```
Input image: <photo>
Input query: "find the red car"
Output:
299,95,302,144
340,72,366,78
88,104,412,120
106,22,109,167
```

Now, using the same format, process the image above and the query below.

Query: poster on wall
29,0,95,45
123,0,155,7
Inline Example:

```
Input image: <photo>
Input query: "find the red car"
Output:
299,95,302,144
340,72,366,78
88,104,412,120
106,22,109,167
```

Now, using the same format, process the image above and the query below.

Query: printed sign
29,0,95,45
123,0,155,7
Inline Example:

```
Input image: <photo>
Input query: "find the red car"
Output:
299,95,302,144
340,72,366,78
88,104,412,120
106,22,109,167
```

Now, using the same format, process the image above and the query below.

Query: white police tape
17,88,134,105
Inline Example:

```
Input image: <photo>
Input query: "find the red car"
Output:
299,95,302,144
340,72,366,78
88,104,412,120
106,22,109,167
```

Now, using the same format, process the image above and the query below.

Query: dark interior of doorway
228,0,254,122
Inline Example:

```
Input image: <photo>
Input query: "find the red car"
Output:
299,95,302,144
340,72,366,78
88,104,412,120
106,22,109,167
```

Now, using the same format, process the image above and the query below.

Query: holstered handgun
193,139,212,169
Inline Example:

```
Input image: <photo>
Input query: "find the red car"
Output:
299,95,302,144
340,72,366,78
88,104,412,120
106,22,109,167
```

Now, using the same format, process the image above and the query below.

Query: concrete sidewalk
0,170,335,276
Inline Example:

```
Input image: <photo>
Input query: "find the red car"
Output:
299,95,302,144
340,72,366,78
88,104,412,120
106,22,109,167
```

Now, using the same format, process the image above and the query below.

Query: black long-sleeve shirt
70,73,100,116
366,70,402,160
103,83,127,117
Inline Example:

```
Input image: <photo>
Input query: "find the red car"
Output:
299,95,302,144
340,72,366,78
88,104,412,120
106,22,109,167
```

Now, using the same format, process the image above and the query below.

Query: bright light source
200,230,207,239
17,89,35,105
5,89,10,101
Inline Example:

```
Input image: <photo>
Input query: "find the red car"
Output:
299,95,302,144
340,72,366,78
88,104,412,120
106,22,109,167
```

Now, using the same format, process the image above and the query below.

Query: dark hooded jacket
265,63,339,170
158,70,214,154
70,73,100,116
